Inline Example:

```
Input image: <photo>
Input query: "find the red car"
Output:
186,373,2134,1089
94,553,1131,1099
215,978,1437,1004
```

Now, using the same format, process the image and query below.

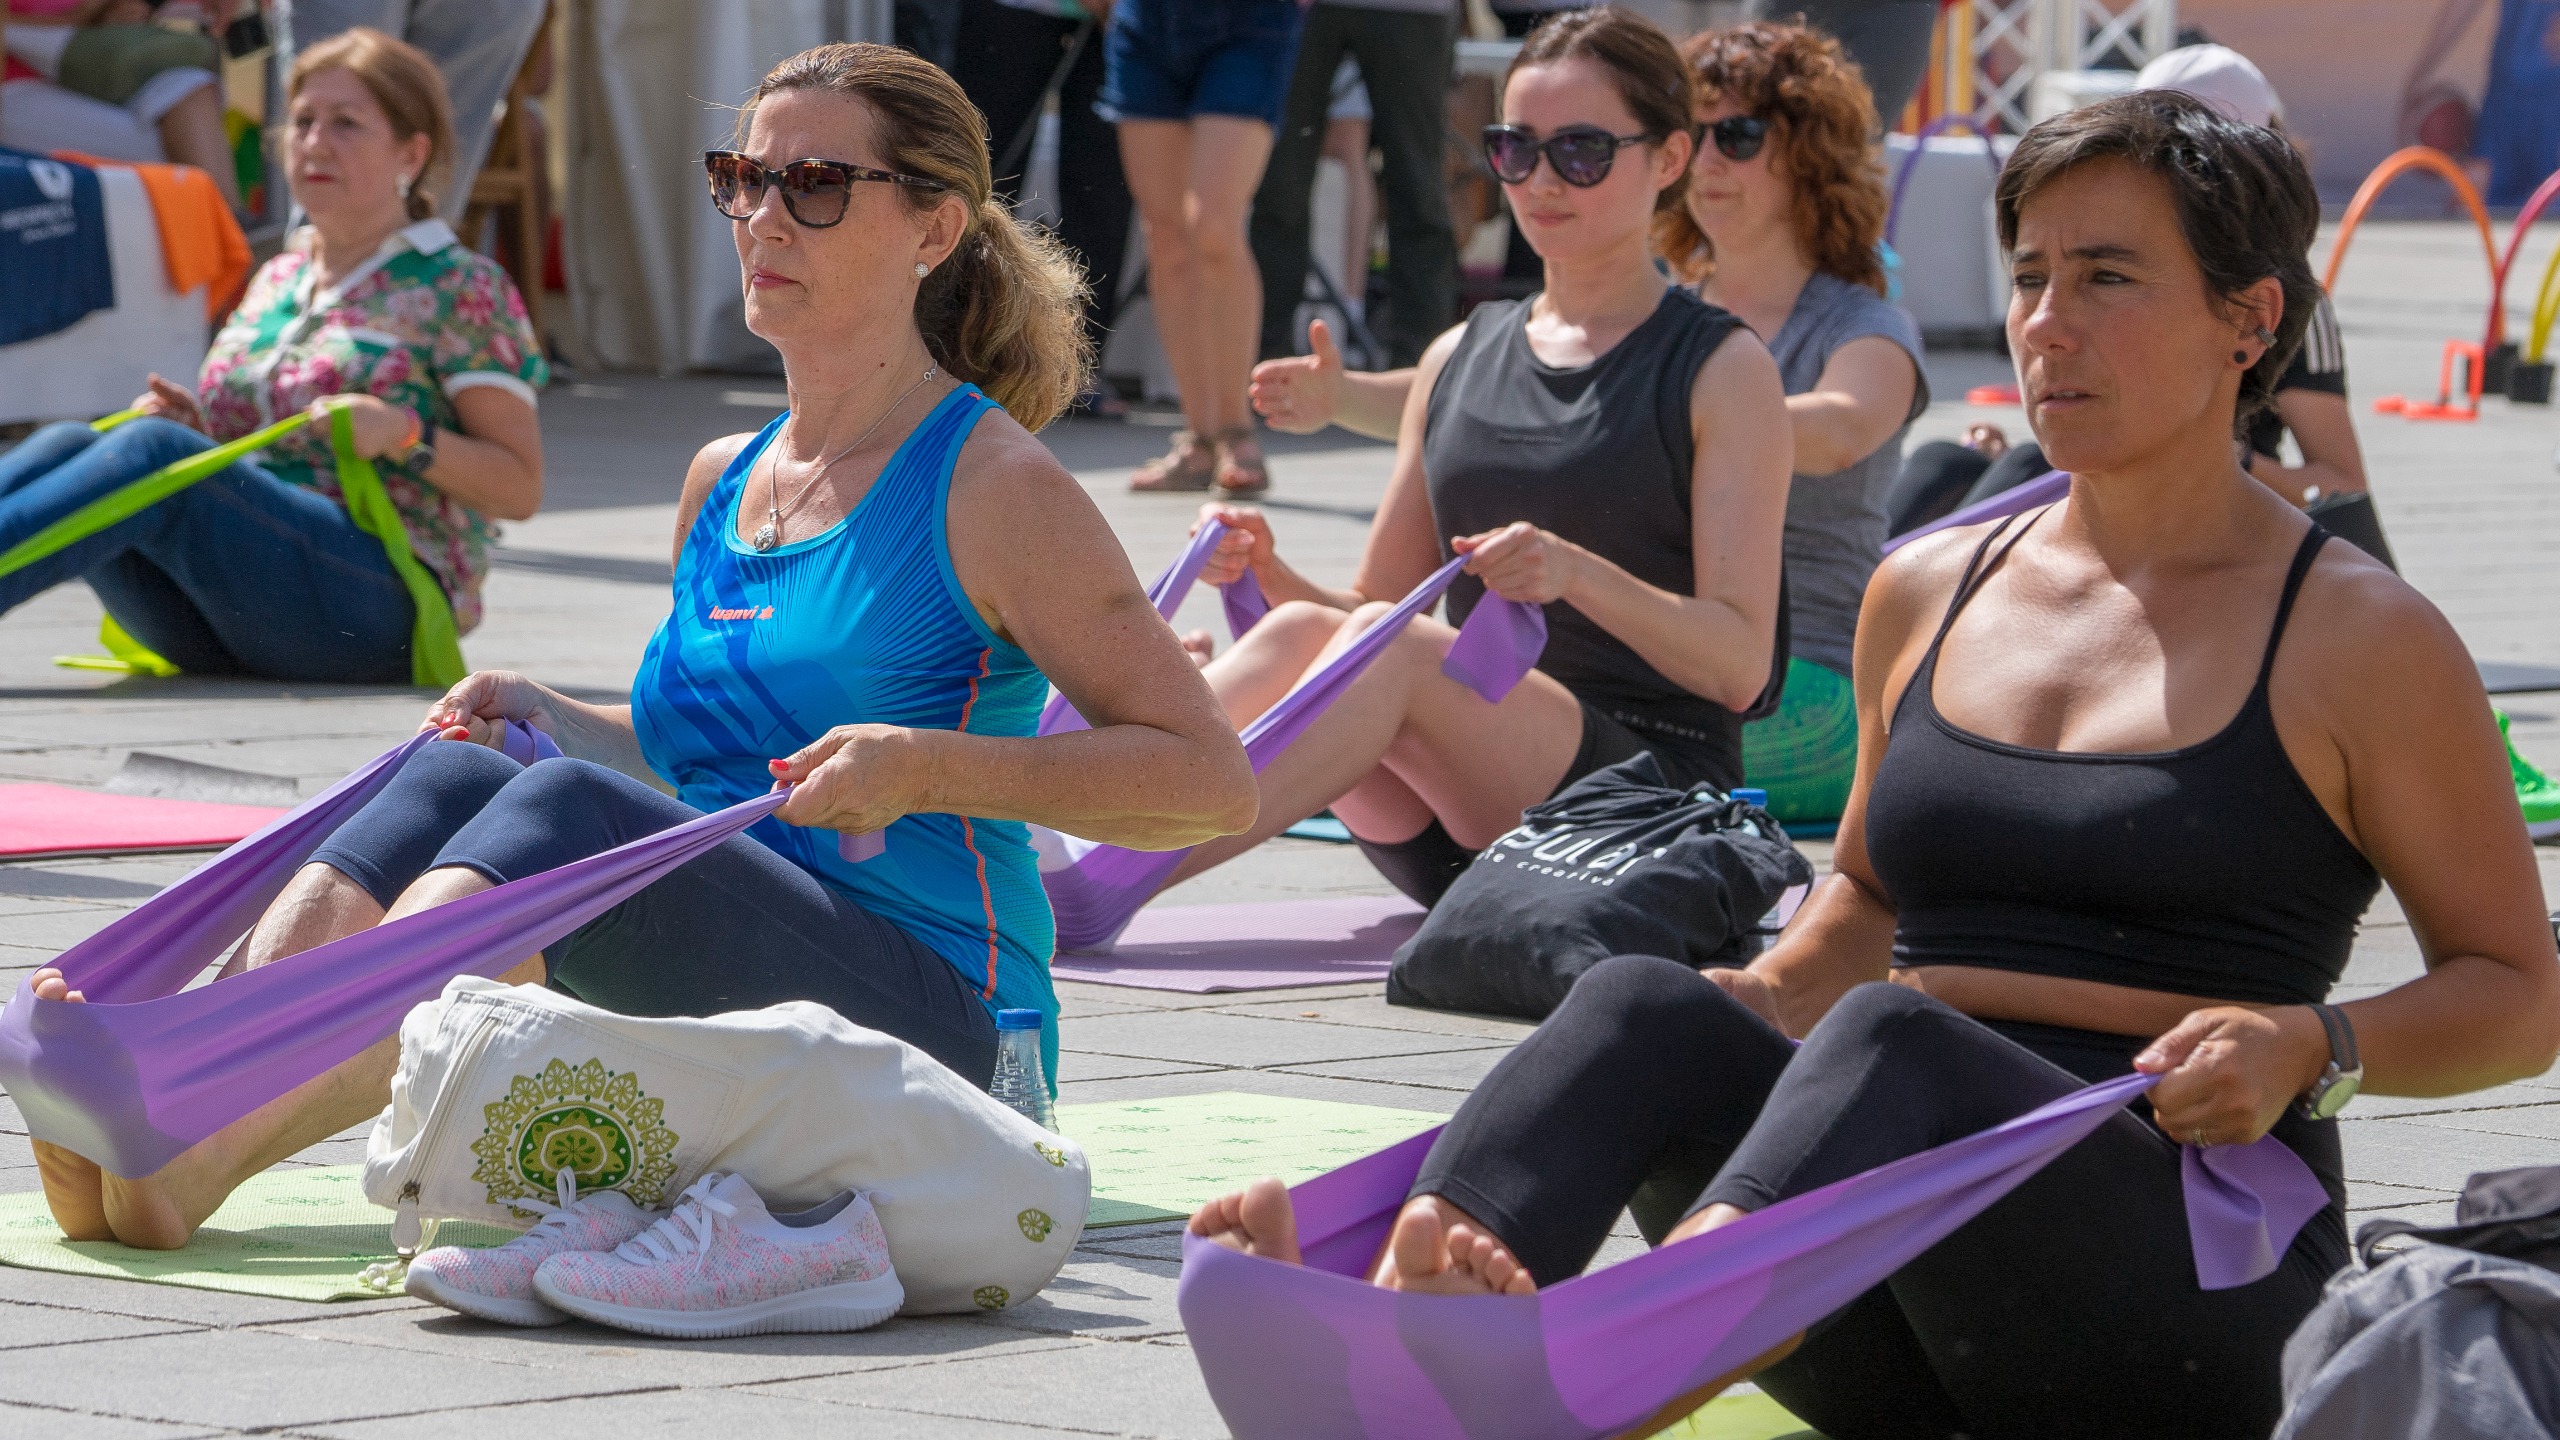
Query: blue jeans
0,419,415,682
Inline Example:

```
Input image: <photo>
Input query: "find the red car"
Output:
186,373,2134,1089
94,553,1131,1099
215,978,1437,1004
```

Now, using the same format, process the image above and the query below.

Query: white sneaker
531,1172,903,1340
403,1173,658,1326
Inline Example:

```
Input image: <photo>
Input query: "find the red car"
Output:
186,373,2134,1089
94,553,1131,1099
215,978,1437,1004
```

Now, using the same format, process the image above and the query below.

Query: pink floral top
196,219,547,634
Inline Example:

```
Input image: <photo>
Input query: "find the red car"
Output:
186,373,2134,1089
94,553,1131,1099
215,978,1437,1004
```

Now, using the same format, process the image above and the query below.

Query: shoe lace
511,1169,593,1238
613,1173,739,1276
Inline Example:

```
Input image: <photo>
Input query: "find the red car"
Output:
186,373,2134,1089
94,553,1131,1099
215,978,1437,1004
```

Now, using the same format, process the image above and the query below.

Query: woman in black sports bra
1190,90,2560,1439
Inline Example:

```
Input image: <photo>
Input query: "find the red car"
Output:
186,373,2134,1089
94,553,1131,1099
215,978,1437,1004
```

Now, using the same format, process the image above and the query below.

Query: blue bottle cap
1732,788,1768,807
995,1008,1044,1031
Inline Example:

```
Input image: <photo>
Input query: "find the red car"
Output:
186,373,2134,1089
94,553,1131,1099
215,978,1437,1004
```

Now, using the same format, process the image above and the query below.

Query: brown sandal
1129,430,1216,492
1211,424,1270,496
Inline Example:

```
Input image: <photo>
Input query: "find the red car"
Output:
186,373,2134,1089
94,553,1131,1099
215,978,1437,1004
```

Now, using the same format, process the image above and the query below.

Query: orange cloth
54,151,251,321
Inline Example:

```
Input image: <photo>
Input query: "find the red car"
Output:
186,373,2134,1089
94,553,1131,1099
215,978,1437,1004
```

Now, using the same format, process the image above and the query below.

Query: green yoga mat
1063,1091,1443,1228
0,1093,1440,1301
0,1165,515,1303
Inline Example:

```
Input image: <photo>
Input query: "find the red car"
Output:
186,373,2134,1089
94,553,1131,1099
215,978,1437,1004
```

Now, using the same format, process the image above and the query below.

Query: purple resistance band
1032,523,1548,952
1178,1070,2330,1440
1880,470,2070,557
0,724,788,1179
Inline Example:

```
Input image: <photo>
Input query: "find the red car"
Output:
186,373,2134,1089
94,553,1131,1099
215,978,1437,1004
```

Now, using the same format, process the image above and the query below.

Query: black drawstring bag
1386,753,1812,1020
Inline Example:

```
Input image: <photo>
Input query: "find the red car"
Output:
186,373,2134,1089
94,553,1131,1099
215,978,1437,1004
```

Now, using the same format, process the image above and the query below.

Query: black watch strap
2311,1002,2358,1073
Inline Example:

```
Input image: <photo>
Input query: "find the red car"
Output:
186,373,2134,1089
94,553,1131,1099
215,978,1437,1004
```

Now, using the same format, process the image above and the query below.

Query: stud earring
2234,349,2250,365
914,262,931,279
397,172,414,200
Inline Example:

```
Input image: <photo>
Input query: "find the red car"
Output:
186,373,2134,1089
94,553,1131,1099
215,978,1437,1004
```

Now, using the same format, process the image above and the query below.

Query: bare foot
33,1140,109,1242
1374,1197,1534,1296
25,970,110,1240
1189,1176,1302,1264
1179,629,1216,669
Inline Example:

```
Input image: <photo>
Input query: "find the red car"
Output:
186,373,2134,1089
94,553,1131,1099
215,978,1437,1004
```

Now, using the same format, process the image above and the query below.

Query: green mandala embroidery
973,1284,1011,1311
471,1057,680,1213
1017,1208,1053,1243
1032,1142,1066,1168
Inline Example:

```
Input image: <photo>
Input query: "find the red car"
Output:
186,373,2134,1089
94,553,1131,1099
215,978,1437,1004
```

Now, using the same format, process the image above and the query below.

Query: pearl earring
397,173,414,199
914,262,931,279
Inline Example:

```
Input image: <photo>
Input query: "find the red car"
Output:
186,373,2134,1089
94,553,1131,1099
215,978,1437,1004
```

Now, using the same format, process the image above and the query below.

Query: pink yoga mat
1051,895,1425,993
0,785,288,861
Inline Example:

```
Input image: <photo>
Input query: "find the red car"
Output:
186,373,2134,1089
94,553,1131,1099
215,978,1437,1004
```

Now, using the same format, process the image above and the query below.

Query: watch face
2308,1069,2362,1121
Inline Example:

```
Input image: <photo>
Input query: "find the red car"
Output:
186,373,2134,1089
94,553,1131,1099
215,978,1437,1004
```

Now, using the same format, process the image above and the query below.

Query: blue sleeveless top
632,386,1059,1063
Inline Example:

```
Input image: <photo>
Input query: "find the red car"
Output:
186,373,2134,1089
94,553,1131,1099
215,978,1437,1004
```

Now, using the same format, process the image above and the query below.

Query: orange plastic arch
2322,147,2498,298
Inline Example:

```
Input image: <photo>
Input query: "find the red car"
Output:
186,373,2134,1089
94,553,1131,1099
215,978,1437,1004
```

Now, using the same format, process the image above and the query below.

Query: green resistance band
17,405,466,688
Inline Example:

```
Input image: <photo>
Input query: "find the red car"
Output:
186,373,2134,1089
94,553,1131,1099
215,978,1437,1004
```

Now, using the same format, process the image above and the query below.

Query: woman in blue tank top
25,42,1257,1255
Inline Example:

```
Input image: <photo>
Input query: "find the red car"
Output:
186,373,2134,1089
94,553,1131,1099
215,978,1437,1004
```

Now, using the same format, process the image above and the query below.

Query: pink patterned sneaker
531,1172,903,1339
403,1175,658,1327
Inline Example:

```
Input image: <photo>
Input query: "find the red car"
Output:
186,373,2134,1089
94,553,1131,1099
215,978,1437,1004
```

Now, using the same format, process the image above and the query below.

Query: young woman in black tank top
1146,9,1793,908
1190,92,2560,1440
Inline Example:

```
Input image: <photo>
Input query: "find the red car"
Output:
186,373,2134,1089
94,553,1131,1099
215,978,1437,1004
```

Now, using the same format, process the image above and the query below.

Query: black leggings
309,742,1000,1086
1411,956,2348,1440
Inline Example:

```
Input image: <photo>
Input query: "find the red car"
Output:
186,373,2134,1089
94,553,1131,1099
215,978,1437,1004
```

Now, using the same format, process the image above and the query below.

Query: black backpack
1385,753,1811,1021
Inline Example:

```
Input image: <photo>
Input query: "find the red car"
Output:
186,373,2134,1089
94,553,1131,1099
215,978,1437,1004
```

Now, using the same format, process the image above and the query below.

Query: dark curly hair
1995,89,2320,437
1655,22,1887,295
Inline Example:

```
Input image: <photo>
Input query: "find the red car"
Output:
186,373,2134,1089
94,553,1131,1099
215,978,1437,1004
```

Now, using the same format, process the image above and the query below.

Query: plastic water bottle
989,1008,1055,1130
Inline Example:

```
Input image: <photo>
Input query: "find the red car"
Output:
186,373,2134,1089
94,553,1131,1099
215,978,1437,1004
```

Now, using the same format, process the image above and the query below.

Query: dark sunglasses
703,149,945,229
1703,115,1770,162
1481,125,1661,188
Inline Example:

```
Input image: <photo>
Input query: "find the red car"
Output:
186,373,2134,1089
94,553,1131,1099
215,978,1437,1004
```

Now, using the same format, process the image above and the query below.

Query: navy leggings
1411,956,2349,1440
309,742,1000,1086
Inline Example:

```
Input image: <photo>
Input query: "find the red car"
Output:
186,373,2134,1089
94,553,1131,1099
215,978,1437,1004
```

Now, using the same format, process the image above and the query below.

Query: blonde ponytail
744,44,1093,431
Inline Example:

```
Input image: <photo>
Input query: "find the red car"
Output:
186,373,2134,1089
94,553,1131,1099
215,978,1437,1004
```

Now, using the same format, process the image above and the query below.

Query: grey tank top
1423,287,1749,783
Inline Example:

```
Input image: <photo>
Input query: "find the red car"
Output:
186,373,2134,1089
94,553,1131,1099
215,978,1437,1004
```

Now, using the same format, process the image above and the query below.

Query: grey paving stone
977,1253,1183,1340
0,1299,199,1351
0,1404,224,1440
280,1306,1082,1390
1212,994,1534,1043
1055,1069,1460,1116
298,1385,1060,1439
1053,1053,1224,1085
0,1266,422,1329
1061,1010,1508,1070
1272,1047,1514,1093
0,1328,661,1432
2340,1117,2560,1194
752,1335,1230,1440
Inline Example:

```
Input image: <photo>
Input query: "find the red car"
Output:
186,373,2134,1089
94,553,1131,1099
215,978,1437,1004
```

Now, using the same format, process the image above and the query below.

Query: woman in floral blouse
0,27,544,680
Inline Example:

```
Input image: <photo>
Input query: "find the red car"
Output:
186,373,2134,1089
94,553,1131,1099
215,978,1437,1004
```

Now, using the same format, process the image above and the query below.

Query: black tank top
1423,287,1748,785
1866,512,2379,1006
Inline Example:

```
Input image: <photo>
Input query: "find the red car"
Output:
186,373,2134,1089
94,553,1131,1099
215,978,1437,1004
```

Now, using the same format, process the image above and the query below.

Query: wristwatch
2297,1002,2363,1121
397,412,437,473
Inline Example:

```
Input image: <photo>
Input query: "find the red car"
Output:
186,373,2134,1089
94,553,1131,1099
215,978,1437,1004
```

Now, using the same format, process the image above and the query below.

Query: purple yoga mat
1177,1070,2328,1440
1051,895,1425,992
0,725,787,1179
1041,528,1545,953
1880,469,2070,557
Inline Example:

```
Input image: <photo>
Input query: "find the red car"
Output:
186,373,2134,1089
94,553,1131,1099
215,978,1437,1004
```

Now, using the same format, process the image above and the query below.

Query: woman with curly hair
1654,21,1922,828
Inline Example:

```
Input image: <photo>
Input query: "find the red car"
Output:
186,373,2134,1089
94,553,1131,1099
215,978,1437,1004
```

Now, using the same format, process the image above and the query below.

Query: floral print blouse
196,218,548,635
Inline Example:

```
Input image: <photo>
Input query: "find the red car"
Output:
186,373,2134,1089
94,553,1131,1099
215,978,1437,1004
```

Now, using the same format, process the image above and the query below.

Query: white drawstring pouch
362,976,1089,1315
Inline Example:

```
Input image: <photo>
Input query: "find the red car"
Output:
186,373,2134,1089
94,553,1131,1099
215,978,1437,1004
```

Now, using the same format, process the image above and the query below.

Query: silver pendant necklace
754,363,938,552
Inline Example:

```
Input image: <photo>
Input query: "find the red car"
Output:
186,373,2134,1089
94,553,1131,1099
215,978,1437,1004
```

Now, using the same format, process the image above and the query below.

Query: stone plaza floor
1,220,2558,1436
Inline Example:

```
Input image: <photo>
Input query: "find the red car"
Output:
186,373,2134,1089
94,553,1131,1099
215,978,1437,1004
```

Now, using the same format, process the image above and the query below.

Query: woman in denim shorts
1104,0,1305,496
